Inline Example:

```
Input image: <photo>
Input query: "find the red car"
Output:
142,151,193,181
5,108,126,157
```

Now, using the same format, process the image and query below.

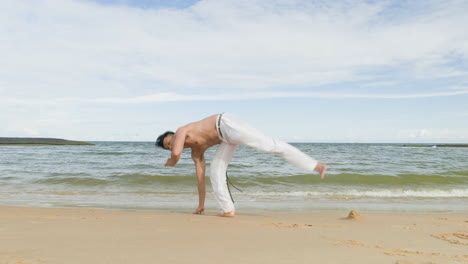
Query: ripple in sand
431,232,468,246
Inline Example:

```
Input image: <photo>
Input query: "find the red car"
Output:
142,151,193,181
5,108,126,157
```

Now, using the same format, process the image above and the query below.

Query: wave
0,176,18,181
233,171,468,186
31,171,468,188
34,177,110,186
247,189,468,198
94,152,128,156
33,174,197,186
110,174,197,185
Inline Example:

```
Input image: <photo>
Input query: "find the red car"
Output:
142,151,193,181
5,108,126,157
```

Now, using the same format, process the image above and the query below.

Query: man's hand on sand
193,207,205,215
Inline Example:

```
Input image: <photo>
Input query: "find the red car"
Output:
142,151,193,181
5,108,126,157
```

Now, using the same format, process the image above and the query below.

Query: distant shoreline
401,144,468,148
0,137,94,146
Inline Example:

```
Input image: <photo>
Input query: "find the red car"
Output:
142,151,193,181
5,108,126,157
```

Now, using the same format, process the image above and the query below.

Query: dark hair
156,131,174,149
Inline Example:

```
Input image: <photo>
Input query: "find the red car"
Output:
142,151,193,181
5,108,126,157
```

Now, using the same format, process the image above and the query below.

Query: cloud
1,0,468,103
1,0,467,142
88,86,468,103
397,128,468,142
2,86,468,106
418,129,432,138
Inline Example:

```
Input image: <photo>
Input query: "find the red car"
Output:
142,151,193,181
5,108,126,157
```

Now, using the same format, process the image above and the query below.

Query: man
156,113,327,217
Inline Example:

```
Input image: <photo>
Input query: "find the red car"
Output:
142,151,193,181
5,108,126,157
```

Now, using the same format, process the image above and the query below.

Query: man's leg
220,113,326,177
250,136,327,178
210,142,238,217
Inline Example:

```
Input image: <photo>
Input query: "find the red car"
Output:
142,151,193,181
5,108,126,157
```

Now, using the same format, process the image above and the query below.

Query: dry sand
0,206,467,264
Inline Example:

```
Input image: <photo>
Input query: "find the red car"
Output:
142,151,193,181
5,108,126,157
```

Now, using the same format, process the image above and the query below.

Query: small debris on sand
346,210,362,220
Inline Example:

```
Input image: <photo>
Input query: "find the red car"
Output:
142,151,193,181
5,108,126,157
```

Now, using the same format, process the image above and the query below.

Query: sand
0,206,467,264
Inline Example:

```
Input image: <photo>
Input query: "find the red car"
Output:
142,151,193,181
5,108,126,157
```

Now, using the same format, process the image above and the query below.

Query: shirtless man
156,113,327,217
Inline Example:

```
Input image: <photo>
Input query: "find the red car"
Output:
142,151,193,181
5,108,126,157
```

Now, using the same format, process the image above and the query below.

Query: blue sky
1,0,467,142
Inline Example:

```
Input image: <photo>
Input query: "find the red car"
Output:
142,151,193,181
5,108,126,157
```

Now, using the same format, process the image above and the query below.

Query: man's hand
165,158,176,167
193,207,205,215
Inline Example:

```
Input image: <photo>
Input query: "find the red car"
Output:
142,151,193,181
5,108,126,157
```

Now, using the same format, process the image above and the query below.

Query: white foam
248,189,468,198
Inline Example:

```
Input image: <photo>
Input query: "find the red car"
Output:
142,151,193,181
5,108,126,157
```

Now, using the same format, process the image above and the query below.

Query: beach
3,0,468,262
1,142,467,263
1,206,467,264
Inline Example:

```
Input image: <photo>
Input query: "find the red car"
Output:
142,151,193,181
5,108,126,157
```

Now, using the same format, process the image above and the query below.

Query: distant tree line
0,137,93,145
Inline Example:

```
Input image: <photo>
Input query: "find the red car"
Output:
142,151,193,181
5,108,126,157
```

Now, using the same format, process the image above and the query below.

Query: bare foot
314,162,327,179
217,211,235,217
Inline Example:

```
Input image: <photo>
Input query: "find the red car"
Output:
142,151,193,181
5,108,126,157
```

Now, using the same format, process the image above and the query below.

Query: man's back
181,114,221,151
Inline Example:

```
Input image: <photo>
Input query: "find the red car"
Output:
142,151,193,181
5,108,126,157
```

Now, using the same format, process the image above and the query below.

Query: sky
1,0,467,143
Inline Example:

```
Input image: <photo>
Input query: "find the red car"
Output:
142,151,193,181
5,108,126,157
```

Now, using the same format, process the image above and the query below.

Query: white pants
210,113,318,213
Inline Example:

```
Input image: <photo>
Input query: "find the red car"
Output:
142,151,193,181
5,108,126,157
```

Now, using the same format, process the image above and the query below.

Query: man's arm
165,127,187,167
192,150,206,214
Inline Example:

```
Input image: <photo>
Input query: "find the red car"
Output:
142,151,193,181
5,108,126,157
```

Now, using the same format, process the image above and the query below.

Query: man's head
156,131,175,150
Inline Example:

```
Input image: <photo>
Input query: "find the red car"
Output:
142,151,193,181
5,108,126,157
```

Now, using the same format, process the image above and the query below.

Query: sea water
1,142,467,212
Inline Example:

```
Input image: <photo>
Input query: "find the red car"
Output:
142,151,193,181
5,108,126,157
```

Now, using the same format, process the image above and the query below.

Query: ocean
1,142,467,212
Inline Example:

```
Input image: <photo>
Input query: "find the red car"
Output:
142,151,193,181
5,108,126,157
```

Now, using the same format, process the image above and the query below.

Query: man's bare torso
181,114,222,152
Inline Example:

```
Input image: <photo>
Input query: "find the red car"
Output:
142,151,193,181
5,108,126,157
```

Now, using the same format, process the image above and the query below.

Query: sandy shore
0,206,467,264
